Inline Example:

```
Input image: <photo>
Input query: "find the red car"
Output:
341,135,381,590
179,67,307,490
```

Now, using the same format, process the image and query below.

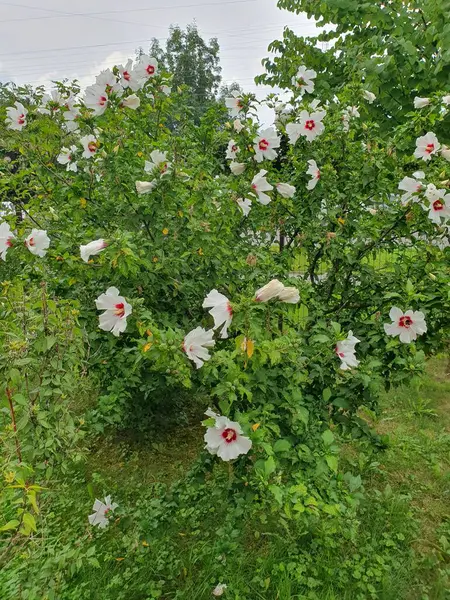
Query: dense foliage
259,0,450,132
0,11,449,599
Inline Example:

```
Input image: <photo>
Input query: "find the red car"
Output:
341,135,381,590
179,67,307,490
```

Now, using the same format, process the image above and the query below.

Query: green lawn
1,360,449,599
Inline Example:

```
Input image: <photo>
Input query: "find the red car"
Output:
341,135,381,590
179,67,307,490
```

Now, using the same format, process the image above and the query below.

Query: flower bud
255,279,284,302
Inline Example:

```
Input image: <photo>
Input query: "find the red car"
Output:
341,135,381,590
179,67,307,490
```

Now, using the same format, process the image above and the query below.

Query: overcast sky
0,0,317,94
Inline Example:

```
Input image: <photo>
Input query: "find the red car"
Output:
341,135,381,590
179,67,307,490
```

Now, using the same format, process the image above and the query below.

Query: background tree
139,23,222,118
258,0,450,134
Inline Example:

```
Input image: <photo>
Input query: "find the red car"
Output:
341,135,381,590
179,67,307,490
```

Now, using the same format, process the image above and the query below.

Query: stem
6,388,22,463
41,281,49,336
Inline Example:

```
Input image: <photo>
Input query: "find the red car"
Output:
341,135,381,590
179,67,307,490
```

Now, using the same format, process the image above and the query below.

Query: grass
1,359,449,599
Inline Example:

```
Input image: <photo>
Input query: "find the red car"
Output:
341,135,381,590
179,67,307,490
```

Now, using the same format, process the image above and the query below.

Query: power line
0,26,309,64
0,0,258,26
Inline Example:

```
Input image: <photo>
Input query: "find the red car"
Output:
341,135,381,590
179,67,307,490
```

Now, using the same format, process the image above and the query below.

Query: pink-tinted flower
63,104,81,132
204,411,252,461
253,127,281,163
298,110,326,142
84,84,109,116
278,287,300,304
363,90,376,103
183,327,215,369
342,106,360,132
202,289,232,339
255,279,284,302
5,101,27,130
95,287,132,337
398,176,424,203
384,307,427,343
134,55,158,81
335,331,360,370
236,198,252,216
135,180,157,194
226,140,239,160
251,170,273,205
230,161,245,175
80,239,107,263
306,159,320,190
25,229,50,257
285,121,302,144
414,132,440,161
88,496,118,528
441,145,450,162
80,134,99,159
96,68,122,95
57,145,78,172
425,189,450,224
144,150,171,177
121,94,140,110
38,89,65,114
0,222,15,261
118,59,141,91
276,183,296,198
291,65,317,94
225,91,244,117
414,97,430,109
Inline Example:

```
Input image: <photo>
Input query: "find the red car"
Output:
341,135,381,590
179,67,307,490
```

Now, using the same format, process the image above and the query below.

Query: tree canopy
258,0,450,131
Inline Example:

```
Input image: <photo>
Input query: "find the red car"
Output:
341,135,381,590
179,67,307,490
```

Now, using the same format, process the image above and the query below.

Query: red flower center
227,303,232,316
317,170,321,179
259,139,269,151
88,142,97,153
297,77,305,86
6,238,13,248
222,428,237,443
99,95,107,106
123,71,131,81
251,184,257,190
232,144,238,152
425,143,434,154
18,115,25,124
433,199,444,211
399,316,413,328
305,119,315,130
237,100,243,108
28,237,35,247
146,65,155,75
114,303,125,318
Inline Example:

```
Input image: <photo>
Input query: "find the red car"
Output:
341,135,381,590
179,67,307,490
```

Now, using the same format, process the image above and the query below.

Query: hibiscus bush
1,52,450,550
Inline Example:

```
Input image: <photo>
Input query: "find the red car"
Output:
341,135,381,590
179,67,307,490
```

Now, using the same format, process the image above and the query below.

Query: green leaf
322,429,335,446
331,321,341,335
264,456,276,476
322,503,340,516
8,368,21,386
325,455,338,473
22,512,37,534
273,439,291,453
0,519,20,531
322,388,332,402
311,334,330,344
27,490,39,515
45,336,57,351
333,397,350,409
297,406,309,426
269,484,283,505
